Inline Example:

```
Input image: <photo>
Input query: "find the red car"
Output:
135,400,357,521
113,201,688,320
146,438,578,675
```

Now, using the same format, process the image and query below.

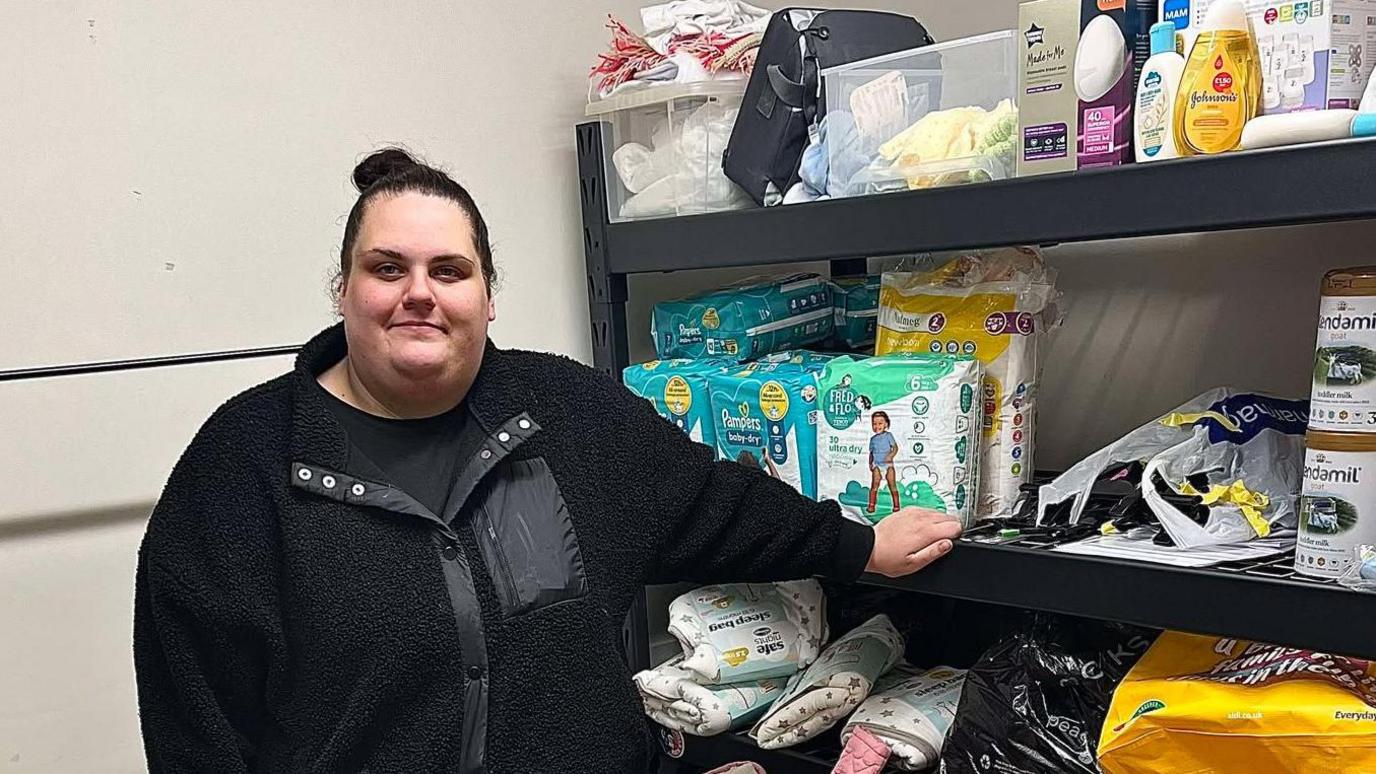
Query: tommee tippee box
1017,0,1158,175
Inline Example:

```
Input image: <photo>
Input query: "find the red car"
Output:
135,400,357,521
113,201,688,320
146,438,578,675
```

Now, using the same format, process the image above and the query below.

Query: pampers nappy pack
830,275,882,350
817,354,983,526
652,273,834,362
623,358,730,451
709,357,831,498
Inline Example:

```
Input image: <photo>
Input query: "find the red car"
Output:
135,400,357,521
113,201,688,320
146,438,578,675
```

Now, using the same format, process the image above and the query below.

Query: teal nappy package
622,358,730,452
817,354,983,526
708,355,832,498
829,275,881,350
651,274,834,362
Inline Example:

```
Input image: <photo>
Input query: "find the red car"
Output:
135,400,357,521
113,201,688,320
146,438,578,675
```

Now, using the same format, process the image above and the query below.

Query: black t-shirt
318,381,483,517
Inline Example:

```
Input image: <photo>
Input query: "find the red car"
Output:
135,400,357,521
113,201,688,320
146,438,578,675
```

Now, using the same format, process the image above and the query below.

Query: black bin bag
938,613,1157,774
722,8,934,205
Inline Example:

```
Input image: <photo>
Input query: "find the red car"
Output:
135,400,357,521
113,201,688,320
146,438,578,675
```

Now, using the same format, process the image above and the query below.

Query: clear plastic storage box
586,81,752,222
820,30,1019,199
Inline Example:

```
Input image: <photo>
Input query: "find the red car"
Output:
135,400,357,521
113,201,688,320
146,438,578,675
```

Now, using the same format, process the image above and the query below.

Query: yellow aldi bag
1098,631,1376,774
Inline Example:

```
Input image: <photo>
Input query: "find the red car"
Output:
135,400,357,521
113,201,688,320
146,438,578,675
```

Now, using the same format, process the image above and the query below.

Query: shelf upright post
577,121,651,675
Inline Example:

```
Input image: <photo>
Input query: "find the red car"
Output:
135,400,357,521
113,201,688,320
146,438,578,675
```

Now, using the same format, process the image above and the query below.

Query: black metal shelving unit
576,123,1376,772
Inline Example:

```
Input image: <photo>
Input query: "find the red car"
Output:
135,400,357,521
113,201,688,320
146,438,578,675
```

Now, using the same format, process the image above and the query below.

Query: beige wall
3,1,1373,770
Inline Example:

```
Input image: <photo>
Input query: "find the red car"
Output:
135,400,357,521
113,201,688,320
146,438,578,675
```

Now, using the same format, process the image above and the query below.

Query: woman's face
339,192,494,389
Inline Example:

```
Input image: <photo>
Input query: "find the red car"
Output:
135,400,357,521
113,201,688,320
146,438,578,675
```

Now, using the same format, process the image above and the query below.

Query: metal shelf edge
599,137,1376,274
856,541,1376,659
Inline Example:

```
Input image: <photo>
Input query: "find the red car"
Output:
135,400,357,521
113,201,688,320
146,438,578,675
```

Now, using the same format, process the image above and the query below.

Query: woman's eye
375,264,403,277
434,265,464,280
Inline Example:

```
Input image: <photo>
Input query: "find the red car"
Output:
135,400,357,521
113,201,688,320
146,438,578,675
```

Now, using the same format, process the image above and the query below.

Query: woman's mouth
390,321,446,333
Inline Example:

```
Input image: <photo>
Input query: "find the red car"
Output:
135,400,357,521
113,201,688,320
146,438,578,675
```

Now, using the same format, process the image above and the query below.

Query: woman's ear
487,297,496,322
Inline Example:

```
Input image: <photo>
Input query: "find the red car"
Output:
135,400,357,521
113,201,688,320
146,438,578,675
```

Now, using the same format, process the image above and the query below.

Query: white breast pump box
1161,0,1376,112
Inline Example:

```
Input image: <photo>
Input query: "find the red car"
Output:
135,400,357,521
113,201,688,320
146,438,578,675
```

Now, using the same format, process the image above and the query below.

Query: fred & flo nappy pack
816,354,983,526
652,273,834,362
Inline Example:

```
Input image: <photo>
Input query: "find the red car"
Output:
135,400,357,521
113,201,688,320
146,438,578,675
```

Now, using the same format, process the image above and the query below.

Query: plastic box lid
585,79,747,117
818,29,1016,77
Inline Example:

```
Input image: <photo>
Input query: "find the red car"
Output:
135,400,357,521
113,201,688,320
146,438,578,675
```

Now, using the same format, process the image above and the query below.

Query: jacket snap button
467,665,483,680
351,483,365,496
297,468,312,481
442,546,459,561
518,419,531,430
480,449,492,460
497,431,510,443
321,475,336,488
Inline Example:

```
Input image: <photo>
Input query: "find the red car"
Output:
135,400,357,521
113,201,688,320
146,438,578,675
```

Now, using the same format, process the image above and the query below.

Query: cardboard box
1017,0,1158,176
1161,0,1376,112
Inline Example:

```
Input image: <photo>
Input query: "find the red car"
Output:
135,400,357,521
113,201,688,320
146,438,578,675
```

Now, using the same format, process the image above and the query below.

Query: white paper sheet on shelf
1051,533,1296,568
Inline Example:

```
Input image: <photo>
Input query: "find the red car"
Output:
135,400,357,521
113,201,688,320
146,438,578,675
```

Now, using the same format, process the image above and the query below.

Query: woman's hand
864,507,963,578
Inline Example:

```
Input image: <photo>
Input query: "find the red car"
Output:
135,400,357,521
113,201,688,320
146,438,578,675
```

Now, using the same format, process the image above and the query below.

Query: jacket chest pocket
474,457,589,616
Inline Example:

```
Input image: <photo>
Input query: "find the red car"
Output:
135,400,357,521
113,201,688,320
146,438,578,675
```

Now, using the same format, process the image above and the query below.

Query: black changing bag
722,8,934,205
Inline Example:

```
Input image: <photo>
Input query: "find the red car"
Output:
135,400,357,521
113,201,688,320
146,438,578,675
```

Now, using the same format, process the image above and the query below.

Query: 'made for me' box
1018,0,1157,176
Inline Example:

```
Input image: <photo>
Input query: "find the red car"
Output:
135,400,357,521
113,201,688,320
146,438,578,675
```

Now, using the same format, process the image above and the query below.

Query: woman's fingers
868,507,963,577
906,538,955,572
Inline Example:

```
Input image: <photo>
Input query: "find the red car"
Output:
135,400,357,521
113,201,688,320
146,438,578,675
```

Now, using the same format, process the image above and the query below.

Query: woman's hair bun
352,148,419,192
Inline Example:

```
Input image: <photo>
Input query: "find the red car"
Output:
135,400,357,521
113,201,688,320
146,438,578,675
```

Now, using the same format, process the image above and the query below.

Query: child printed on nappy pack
868,411,900,514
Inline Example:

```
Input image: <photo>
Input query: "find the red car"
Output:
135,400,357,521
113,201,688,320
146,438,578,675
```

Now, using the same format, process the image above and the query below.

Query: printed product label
691,591,798,681
1297,445,1376,577
1163,0,1191,30
1138,69,1169,156
664,376,694,416
1082,105,1116,155
1310,295,1376,431
1023,122,1070,160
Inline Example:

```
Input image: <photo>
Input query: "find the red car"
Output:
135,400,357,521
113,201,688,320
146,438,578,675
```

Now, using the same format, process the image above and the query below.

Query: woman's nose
402,268,435,308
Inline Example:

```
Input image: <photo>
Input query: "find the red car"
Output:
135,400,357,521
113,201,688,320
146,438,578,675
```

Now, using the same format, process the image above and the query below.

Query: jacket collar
289,322,535,474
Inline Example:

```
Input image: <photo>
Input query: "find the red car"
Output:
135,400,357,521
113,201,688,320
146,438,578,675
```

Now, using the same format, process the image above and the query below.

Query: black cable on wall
0,345,302,383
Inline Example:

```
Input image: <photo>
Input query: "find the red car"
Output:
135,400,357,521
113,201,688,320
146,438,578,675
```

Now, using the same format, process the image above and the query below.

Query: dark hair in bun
351,147,420,192
339,147,495,291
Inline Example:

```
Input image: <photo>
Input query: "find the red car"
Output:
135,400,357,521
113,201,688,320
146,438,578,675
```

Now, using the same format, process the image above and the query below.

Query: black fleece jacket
134,323,874,774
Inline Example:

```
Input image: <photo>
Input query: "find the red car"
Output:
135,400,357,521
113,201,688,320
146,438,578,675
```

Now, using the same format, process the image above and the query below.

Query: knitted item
832,726,892,774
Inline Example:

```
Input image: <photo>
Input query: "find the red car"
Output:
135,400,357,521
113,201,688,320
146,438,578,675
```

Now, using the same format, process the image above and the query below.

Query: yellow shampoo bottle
1173,0,1261,155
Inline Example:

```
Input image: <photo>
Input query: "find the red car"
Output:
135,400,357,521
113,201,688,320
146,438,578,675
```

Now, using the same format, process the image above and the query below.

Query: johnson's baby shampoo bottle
1173,0,1261,155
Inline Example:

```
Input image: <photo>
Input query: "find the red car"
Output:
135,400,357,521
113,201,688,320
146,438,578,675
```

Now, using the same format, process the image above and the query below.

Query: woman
133,149,962,774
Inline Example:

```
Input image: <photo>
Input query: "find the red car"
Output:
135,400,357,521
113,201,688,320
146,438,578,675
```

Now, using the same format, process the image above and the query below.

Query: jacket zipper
478,509,521,610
